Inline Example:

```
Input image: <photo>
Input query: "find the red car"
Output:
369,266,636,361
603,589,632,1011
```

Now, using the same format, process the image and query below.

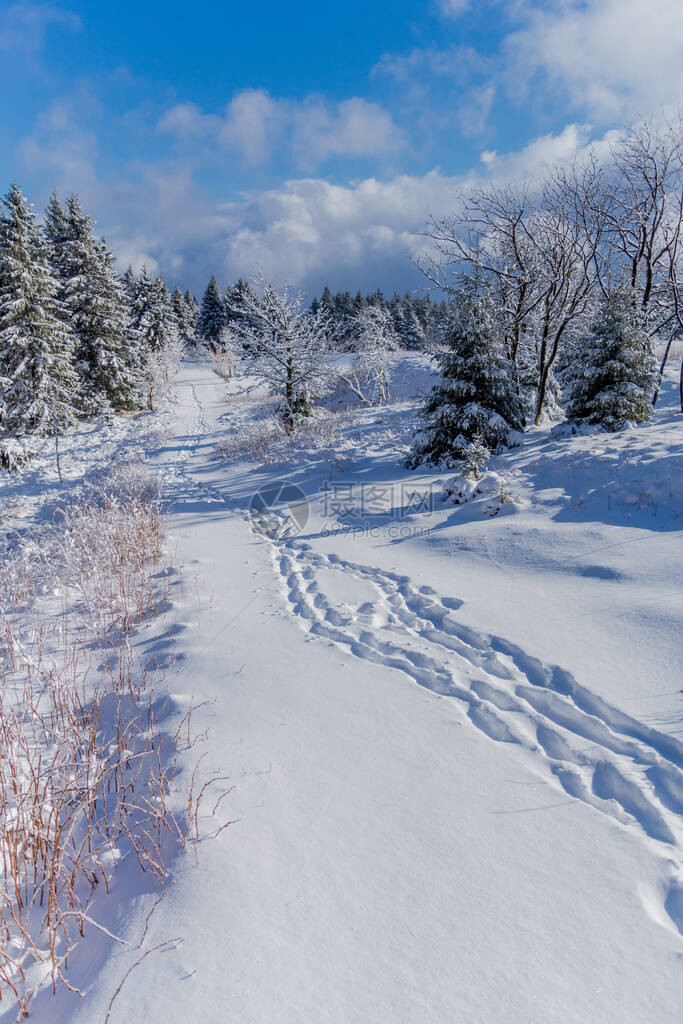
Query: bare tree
208,325,239,379
145,331,183,411
420,185,539,373
230,274,333,431
341,305,397,404
421,175,600,423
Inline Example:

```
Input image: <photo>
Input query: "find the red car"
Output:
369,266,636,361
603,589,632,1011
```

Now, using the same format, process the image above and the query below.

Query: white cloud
504,0,683,121
377,0,683,148
17,95,100,192
17,87,619,295
458,83,495,137
480,123,591,179
437,0,470,19
218,89,283,165
290,97,403,168
158,90,403,170
156,102,220,140
0,2,80,54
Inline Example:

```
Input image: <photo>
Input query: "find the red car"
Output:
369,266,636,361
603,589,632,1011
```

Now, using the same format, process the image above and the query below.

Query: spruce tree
401,297,425,350
407,285,525,469
46,195,141,412
390,293,405,342
130,268,177,351
172,285,197,346
0,184,78,435
319,286,335,316
89,240,142,409
567,285,657,430
44,191,70,262
197,275,226,349
184,289,200,323
122,266,137,303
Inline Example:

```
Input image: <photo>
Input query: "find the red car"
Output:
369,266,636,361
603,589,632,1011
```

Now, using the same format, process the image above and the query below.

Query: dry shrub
0,463,228,1018
217,409,352,465
216,417,284,463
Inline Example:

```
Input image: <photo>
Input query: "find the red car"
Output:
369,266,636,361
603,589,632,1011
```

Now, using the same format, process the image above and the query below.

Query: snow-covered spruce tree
185,289,199,318
128,270,181,409
566,285,657,430
407,285,525,469
122,265,137,304
230,274,332,432
172,285,198,346
224,279,259,352
43,190,70,261
461,433,491,480
130,268,177,351
45,195,141,412
0,183,79,436
342,304,397,404
401,298,425,350
197,274,227,350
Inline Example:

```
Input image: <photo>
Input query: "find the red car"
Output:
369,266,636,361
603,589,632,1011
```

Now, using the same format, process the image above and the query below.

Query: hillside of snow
1,353,681,1023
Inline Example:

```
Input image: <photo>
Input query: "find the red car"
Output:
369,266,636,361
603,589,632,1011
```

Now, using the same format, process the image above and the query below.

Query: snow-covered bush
217,416,285,463
0,436,38,472
87,456,161,507
209,327,239,378
407,285,525,469
217,408,351,465
442,469,516,517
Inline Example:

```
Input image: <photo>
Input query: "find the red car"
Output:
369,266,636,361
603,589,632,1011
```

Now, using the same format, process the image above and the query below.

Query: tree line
3,115,681,474
0,183,201,457
407,116,683,474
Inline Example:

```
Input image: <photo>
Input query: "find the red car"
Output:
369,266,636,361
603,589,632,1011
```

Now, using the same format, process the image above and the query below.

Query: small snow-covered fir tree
461,433,491,479
407,284,525,469
89,240,142,409
45,195,141,412
566,285,657,430
0,184,78,435
342,305,397,404
197,275,227,349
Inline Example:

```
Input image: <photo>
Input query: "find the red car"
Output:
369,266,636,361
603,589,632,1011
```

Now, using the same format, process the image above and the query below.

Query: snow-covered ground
2,354,682,1022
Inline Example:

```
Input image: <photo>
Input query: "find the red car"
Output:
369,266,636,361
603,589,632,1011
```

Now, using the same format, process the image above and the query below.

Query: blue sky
2,0,682,296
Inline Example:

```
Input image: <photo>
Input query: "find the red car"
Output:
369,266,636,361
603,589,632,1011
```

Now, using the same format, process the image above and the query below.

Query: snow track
264,528,683,932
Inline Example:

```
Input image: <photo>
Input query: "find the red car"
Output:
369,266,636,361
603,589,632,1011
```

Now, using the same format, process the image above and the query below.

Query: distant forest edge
1,116,682,472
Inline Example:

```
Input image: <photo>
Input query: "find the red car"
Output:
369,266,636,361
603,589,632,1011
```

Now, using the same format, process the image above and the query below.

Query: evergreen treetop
407,285,525,468
567,285,657,430
0,183,79,435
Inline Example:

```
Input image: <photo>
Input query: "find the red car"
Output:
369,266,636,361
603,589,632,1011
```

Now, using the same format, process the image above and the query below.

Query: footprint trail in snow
263,527,683,937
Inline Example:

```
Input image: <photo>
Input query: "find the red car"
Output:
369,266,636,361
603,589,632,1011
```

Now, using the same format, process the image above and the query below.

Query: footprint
261,526,682,854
